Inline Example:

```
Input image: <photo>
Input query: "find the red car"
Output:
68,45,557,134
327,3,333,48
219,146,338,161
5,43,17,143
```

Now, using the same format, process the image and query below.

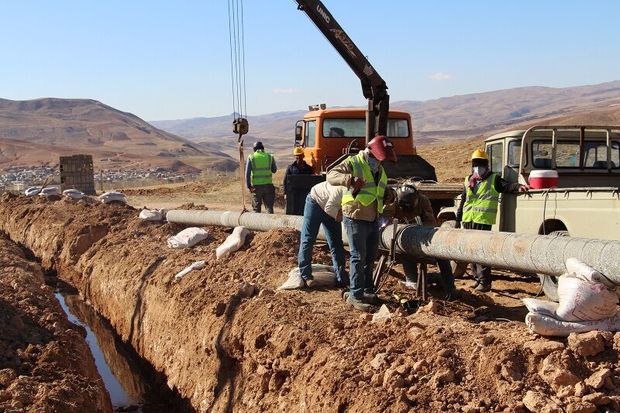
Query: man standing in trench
327,135,396,312
246,141,277,213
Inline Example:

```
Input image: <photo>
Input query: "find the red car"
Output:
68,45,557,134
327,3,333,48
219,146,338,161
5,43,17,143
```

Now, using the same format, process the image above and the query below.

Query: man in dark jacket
283,147,313,214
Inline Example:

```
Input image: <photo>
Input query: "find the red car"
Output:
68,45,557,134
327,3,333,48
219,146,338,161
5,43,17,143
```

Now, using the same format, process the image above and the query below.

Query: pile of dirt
0,233,111,412
0,193,619,412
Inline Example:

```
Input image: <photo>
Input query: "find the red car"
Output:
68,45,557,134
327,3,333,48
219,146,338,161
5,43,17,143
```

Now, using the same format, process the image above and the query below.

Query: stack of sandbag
216,226,250,260
99,191,127,204
278,264,337,290
139,208,166,222
167,227,209,249
525,258,620,336
63,189,85,200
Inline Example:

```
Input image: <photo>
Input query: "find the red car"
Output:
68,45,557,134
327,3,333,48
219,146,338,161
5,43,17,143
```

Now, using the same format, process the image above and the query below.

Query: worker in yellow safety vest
455,149,529,292
327,135,396,312
246,141,277,213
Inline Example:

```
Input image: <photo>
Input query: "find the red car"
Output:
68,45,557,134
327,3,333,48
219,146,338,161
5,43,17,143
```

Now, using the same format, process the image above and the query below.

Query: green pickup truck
437,125,620,300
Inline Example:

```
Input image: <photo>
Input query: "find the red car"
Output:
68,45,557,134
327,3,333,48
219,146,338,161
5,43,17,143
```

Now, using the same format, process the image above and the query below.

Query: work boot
474,283,491,293
363,292,381,305
346,295,372,312
302,278,316,289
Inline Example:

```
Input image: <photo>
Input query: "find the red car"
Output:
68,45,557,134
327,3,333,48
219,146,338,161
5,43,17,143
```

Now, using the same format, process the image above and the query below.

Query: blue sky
1,1,619,121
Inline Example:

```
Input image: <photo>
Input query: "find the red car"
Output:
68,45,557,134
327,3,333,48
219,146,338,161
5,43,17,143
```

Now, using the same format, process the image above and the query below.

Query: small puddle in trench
53,283,191,413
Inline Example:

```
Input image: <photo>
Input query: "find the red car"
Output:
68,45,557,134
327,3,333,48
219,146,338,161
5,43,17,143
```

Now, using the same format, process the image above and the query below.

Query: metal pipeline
167,210,620,282
380,224,620,281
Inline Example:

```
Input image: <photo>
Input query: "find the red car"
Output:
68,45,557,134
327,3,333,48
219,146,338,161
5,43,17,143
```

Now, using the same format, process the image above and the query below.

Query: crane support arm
295,0,389,138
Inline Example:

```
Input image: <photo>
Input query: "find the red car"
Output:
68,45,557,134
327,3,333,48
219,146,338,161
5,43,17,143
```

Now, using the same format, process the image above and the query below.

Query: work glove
249,186,255,193
454,221,461,229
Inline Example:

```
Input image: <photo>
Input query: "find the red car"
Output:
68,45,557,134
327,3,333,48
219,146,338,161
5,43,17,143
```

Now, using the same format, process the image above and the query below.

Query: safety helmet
471,149,489,161
293,146,304,156
367,135,397,162
253,141,264,151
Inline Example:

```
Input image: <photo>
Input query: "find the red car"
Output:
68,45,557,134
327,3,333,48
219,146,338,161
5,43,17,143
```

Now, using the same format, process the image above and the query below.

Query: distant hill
152,80,620,152
0,98,236,171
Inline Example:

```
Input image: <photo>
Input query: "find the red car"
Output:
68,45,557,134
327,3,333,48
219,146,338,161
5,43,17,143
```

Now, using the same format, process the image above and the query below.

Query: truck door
486,140,511,231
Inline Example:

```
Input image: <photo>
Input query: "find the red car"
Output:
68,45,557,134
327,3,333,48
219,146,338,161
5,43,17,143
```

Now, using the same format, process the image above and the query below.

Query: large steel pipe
167,210,620,283
381,225,620,282
166,209,309,234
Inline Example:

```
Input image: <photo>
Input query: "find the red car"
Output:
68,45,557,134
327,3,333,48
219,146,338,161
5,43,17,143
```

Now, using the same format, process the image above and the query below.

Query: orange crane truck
285,0,460,215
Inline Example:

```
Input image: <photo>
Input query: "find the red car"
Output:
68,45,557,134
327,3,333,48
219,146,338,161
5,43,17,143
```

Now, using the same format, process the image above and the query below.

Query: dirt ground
0,233,112,412
0,192,619,412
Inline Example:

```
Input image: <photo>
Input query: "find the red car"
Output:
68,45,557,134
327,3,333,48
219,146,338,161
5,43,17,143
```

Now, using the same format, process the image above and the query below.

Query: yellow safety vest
341,153,387,213
249,151,273,185
462,173,500,225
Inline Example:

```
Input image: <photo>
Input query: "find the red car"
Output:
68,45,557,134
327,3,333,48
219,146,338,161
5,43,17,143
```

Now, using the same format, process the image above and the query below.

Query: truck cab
293,106,436,180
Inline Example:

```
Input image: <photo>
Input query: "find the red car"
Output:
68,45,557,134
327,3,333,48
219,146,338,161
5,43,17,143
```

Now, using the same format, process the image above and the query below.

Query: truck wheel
536,230,569,302
440,220,468,278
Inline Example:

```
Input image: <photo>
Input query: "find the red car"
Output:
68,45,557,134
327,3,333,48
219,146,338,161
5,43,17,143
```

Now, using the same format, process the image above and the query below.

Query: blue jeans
298,195,347,284
343,216,380,299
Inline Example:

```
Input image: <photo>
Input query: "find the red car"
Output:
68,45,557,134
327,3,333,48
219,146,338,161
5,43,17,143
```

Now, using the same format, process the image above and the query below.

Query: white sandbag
99,191,127,204
25,186,42,196
139,209,164,221
38,186,61,196
565,257,619,294
278,264,336,290
525,312,620,337
522,298,559,319
556,273,618,321
167,227,209,249
63,189,84,200
174,260,206,282
216,226,250,260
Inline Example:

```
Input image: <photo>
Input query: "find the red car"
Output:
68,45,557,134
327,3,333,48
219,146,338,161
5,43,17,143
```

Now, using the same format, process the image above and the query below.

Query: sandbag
566,257,620,295
174,260,206,282
24,186,42,196
522,298,559,319
99,191,127,204
278,265,336,290
216,226,250,260
556,273,618,321
63,189,84,200
139,209,165,221
167,227,209,249
525,312,620,337
39,186,61,196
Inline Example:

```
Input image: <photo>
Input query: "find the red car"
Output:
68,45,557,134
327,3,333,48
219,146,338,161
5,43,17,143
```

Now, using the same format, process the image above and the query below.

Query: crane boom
295,0,389,141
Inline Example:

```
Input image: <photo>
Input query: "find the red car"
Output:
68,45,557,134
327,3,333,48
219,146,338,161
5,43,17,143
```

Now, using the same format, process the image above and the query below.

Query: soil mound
0,233,111,412
0,194,619,412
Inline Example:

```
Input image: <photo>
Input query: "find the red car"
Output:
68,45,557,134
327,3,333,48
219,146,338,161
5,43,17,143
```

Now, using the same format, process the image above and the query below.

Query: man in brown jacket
327,135,396,312
386,181,455,297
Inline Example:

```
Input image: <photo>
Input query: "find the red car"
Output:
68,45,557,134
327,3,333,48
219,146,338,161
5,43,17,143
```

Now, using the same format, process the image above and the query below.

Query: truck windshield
532,140,620,169
322,119,409,138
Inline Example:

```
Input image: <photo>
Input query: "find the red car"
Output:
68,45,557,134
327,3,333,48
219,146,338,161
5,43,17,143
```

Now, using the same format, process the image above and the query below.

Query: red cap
367,135,397,162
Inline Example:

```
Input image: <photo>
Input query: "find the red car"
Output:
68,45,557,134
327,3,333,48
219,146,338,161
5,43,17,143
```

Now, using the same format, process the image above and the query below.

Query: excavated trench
1,193,620,413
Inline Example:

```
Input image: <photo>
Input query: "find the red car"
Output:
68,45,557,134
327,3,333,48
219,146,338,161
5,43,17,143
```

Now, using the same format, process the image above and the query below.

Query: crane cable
227,0,249,211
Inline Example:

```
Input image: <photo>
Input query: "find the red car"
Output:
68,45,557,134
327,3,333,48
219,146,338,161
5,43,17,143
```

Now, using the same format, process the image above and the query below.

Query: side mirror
294,120,303,144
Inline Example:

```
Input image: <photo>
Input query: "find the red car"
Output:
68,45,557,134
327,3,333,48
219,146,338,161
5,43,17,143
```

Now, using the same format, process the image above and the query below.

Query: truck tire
440,220,468,278
536,230,569,302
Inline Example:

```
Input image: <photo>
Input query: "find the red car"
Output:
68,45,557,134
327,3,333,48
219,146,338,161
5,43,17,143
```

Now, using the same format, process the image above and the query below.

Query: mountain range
1,80,619,172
